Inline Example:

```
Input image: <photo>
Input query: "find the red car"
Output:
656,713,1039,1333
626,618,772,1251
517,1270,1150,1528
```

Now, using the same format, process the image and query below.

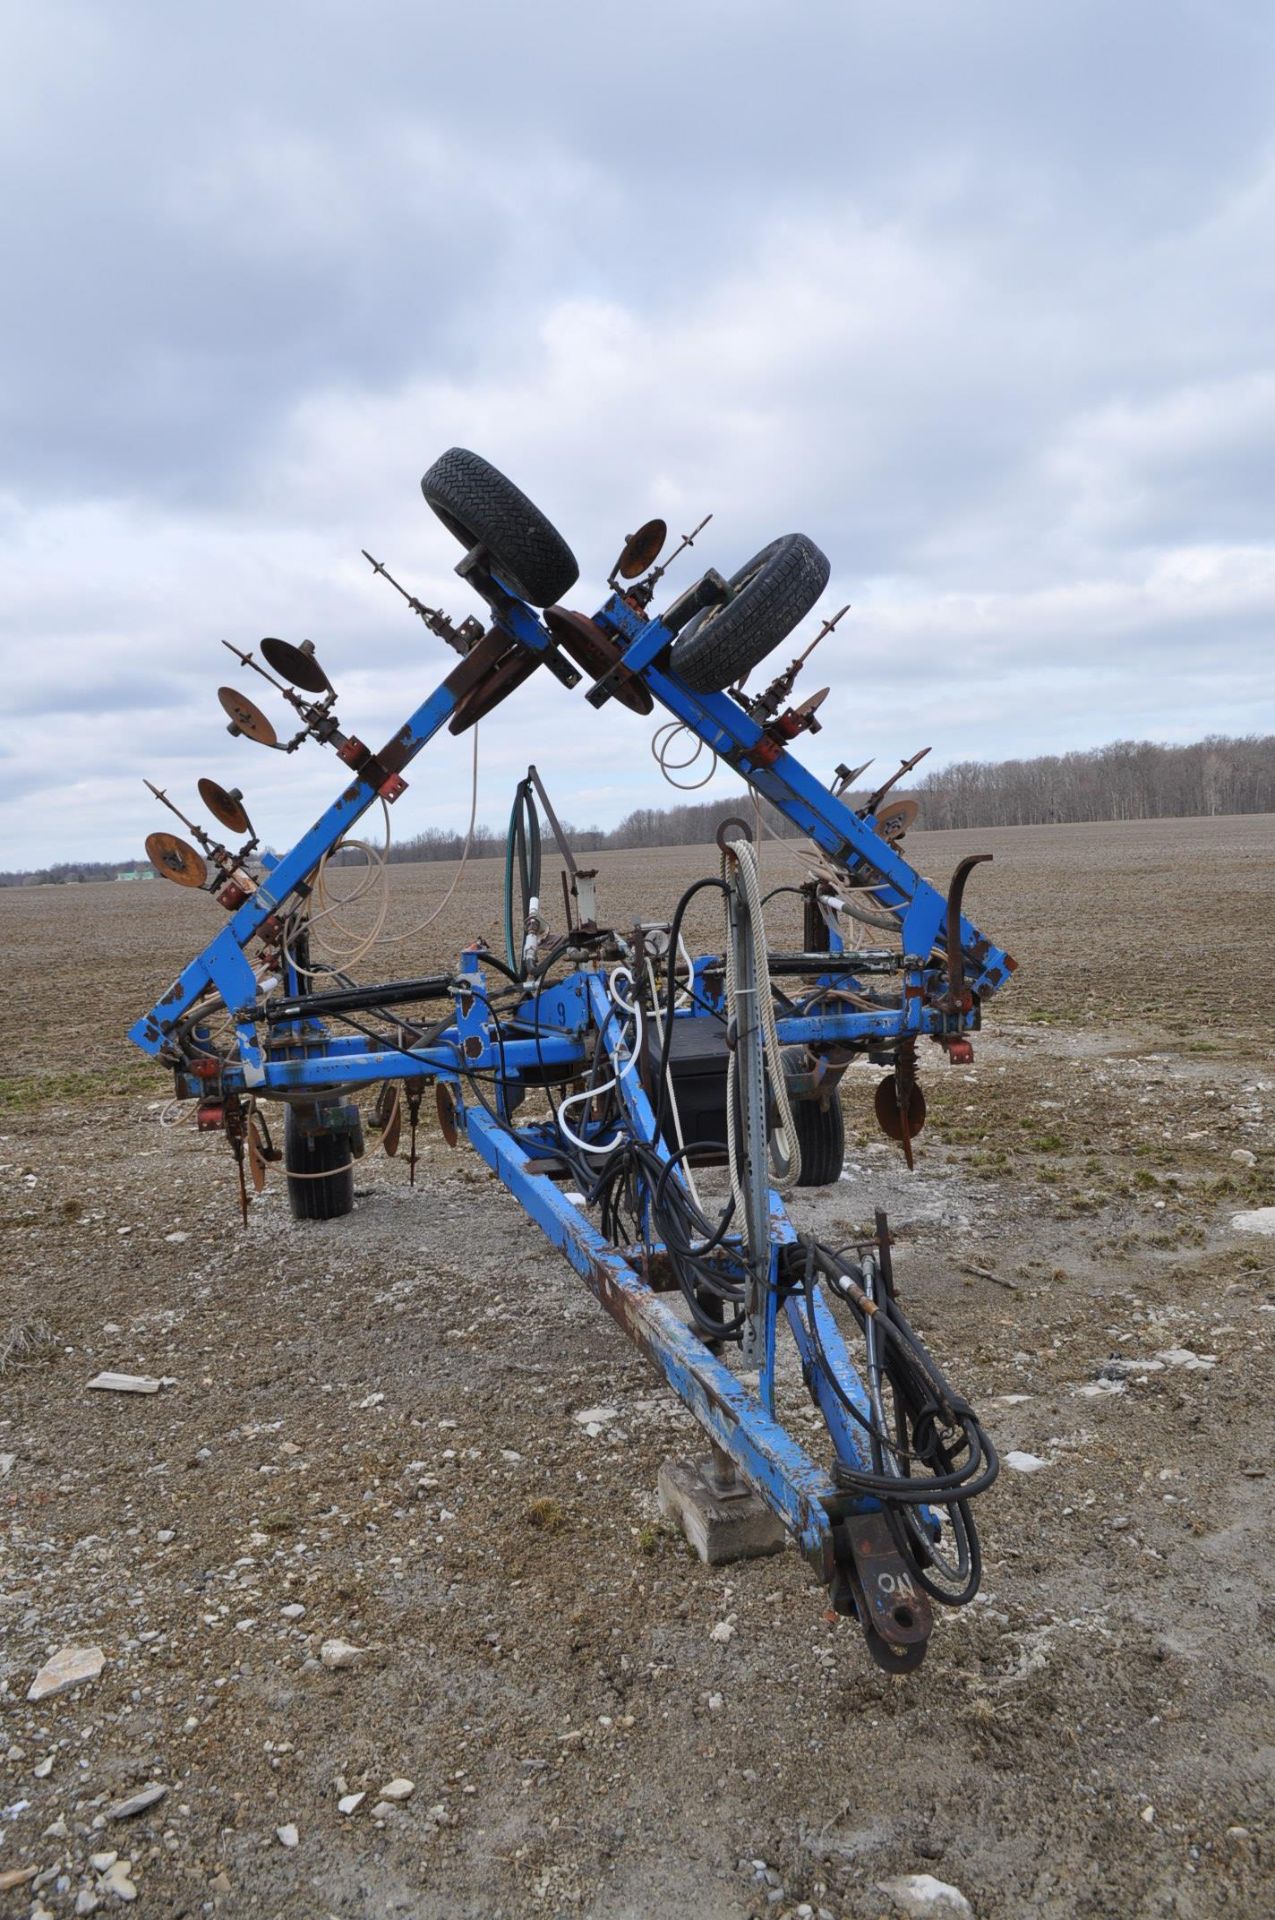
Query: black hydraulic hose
653,876,730,1137
504,779,541,974
790,1237,999,1504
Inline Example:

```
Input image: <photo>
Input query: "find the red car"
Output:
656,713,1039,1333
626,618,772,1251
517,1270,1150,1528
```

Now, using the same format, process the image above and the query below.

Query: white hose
282,726,483,983
555,967,645,1157
651,720,718,791
643,958,705,1211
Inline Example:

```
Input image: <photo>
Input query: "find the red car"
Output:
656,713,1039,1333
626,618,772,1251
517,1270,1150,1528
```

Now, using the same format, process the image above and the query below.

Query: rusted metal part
405,1085,424,1184
220,1093,252,1225
614,1244,679,1292
861,746,931,817
875,1037,926,1169
875,797,919,843
216,877,252,911
361,549,485,655
831,756,874,798
197,779,252,837
782,1050,848,1109
441,626,507,701
333,734,410,803
449,642,539,733
246,1114,266,1192
435,1080,458,1148
614,518,667,581
144,778,211,848
146,832,209,889
940,853,994,1014
218,686,278,746
714,815,754,857
749,687,829,767
745,604,850,721
834,1511,933,1669
621,511,712,609
544,607,653,715
372,724,417,780
370,1080,402,1157
260,636,331,694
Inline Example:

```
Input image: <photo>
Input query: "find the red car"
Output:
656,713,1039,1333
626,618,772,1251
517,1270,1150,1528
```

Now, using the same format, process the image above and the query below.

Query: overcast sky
3,1,1273,868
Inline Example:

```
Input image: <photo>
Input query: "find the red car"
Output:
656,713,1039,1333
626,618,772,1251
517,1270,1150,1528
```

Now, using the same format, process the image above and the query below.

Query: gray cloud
1,1,1273,868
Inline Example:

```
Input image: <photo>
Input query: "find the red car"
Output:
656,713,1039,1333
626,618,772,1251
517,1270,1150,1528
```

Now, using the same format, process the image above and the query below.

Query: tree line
913,734,1275,830
380,795,799,865
4,733,1272,884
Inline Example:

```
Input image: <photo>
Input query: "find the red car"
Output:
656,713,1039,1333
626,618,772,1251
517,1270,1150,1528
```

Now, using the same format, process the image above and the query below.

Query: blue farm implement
130,448,1017,1670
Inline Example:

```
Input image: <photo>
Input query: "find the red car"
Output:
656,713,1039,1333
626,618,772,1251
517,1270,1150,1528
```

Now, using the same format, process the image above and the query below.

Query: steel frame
129,542,1014,1662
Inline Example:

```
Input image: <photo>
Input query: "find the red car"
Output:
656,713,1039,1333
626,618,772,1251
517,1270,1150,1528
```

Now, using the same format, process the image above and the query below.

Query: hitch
830,1511,934,1671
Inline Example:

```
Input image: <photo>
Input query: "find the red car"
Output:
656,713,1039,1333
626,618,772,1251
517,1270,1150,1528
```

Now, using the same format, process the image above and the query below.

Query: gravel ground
2,816,1273,1919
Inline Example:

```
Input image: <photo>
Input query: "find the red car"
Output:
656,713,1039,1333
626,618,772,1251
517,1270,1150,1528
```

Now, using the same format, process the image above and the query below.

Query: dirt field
2,815,1273,1920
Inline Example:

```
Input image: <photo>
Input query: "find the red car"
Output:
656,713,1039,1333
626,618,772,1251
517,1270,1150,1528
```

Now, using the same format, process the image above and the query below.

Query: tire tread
670,533,830,692
421,447,579,606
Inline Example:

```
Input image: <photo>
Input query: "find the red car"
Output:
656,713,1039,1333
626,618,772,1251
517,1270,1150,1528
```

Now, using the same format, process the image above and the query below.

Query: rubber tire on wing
669,533,830,693
421,447,579,607
284,1104,355,1222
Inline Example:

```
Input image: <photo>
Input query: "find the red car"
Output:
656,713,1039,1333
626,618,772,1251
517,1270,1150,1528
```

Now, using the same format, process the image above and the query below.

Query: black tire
284,1104,355,1222
776,1043,846,1190
792,1094,845,1186
669,533,830,692
421,447,579,606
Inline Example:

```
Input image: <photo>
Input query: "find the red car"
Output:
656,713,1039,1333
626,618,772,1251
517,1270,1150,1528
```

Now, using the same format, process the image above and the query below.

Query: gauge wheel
781,1048,845,1185
669,532,830,692
421,447,579,606
284,1102,355,1221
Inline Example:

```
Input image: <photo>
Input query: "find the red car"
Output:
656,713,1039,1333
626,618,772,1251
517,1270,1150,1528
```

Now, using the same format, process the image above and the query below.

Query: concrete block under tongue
658,1453,786,1565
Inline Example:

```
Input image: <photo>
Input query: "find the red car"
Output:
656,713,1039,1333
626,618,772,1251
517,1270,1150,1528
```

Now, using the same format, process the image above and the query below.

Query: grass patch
0,1062,157,1115
526,1496,568,1534
0,1317,58,1372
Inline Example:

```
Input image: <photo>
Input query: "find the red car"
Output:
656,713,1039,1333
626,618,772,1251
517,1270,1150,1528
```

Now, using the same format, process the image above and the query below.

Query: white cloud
2,2,1273,869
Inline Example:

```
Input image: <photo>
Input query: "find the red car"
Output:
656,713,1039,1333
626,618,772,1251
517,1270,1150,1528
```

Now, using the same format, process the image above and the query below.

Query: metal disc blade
875,798,919,840
218,686,278,746
246,1118,267,1192
260,636,331,693
448,642,539,734
874,1075,926,1143
146,832,208,888
198,777,252,836
617,517,666,579
543,607,654,716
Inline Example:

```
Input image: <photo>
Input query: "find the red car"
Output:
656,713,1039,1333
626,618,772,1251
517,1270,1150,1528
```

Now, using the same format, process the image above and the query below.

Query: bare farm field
2,814,1273,1920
